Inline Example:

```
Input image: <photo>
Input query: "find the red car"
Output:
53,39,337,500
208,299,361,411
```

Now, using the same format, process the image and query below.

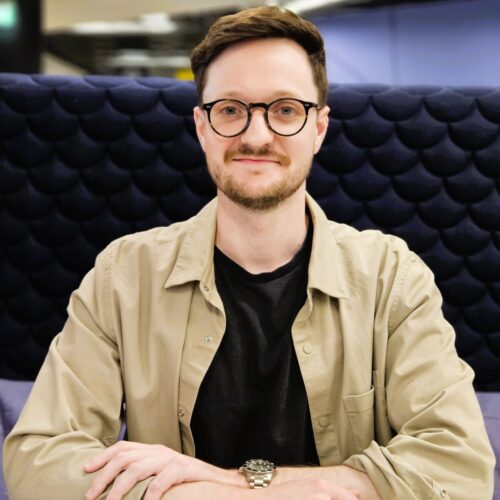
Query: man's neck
215,188,309,274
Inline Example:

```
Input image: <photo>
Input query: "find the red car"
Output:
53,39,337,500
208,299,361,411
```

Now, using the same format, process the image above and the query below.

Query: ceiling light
71,13,177,35
283,0,344,14
0,0,17,29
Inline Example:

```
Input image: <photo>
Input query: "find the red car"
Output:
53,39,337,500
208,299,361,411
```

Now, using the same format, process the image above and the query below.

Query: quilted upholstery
0,74,499,390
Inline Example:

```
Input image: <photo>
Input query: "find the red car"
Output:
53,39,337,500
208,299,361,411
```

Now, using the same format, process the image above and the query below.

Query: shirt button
178,408,185,418
202,284,209,292
319,416,329,428
303,342,313,354
440,490,447,498
204,335,213,343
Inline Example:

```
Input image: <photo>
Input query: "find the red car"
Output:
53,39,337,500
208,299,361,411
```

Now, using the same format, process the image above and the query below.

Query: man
4,6,494,500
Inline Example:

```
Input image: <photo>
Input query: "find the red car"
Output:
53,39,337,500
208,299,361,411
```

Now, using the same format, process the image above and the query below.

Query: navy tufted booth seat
1,74,499,389
0,74,499,498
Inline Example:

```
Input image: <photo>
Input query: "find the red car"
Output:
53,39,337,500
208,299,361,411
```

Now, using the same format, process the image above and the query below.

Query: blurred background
0,0,499,85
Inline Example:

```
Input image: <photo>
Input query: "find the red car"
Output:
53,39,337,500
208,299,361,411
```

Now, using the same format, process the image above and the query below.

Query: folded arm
3,246,149,499
342,254,495,499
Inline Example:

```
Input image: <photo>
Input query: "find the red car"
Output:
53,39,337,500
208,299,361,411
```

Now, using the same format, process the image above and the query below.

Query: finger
330,484,360,500
143,465,183,500
85,451,110,473
86,450,143,500
85,442,132,472
105,460,160,500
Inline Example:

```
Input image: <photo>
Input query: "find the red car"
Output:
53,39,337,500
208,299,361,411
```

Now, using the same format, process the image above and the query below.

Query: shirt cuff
343,441,450,500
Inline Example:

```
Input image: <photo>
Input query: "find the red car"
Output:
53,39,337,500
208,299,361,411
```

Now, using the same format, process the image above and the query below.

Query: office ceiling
44,0,450,30
43,0,451,75
43,0,265,31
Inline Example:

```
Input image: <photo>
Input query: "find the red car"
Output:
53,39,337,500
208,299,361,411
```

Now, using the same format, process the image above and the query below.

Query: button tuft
319,416,329,428
302,342,313,354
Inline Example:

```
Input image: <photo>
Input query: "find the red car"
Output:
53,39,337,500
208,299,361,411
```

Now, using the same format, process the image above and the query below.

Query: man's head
191,7,330,211
191,6,328,106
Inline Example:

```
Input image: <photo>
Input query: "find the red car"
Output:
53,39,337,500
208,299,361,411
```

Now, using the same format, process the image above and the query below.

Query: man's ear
313,105,330,154
193,106,206,152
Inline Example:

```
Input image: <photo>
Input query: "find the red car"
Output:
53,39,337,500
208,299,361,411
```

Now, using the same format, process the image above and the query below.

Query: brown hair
190,6,328,105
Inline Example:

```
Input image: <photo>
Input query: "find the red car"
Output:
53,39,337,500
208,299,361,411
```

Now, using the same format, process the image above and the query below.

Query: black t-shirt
191,224,319,468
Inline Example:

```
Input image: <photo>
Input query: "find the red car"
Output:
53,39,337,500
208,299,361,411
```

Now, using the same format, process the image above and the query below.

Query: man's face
193,37,330,211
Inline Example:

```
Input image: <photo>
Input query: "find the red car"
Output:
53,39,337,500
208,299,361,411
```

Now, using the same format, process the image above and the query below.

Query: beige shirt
4,195,495,499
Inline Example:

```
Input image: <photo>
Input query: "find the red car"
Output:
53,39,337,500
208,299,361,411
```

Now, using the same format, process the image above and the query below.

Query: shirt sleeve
3,243,153,499
343,253,496,499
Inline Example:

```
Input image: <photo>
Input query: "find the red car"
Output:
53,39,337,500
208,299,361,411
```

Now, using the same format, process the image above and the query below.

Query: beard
208,144,312,211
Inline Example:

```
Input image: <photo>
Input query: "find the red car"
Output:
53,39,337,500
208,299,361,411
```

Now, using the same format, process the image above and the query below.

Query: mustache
224,145,291,167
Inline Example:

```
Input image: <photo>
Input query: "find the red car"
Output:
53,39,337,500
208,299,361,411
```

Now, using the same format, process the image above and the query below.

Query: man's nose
239,109,274,146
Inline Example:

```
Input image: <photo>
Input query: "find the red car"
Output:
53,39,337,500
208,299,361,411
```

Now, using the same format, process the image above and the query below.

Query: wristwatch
239,459,277,488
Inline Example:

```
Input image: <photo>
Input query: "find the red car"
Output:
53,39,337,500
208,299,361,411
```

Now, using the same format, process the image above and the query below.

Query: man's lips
232,157,280,164
224,148,291,167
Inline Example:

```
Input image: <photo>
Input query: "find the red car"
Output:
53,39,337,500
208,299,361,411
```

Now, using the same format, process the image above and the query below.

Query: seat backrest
0,74,499,389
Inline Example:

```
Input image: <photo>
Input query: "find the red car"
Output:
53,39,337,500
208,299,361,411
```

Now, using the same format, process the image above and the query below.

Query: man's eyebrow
216,90,308,101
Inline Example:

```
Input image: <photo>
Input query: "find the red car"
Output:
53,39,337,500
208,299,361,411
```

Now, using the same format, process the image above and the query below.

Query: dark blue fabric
0,74,499,390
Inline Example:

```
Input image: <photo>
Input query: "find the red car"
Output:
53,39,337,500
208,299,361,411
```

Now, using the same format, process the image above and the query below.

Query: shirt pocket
342,386,375,453
372,369,393,445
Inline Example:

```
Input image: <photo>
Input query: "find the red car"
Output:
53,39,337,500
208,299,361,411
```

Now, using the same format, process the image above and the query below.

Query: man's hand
83,441,242,500
273,465,380,500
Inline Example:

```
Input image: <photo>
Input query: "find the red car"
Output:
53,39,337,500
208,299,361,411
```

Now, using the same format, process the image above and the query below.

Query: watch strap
249,474,271,488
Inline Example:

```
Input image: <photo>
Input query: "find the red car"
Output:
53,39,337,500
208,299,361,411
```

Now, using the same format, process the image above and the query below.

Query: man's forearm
160,466,378,500
162,481,249,499
273,464,381,500
158,463,381,500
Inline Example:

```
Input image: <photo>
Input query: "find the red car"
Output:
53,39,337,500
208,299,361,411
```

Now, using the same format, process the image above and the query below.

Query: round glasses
202,98,321,138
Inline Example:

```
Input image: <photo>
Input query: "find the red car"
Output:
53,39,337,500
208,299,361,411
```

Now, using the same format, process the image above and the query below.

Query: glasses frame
201,98,321,138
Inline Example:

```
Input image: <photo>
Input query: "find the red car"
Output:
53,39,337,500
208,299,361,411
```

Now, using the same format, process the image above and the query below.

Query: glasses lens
268,99,307,136
209,100,248,136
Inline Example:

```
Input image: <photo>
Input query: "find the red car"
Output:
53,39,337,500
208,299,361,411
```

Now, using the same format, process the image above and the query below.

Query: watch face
242,459,276,473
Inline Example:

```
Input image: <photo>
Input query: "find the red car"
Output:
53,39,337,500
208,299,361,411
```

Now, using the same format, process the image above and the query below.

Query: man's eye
274,105,299,116
221,106,240,115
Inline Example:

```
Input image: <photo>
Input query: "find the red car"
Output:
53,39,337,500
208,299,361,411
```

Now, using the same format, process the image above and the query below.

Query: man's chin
230,195,283,211
220,184,301,212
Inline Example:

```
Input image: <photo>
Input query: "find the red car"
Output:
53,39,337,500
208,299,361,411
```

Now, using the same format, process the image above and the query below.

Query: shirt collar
305,193,350,299
163,199,218,290
164,193,350,299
